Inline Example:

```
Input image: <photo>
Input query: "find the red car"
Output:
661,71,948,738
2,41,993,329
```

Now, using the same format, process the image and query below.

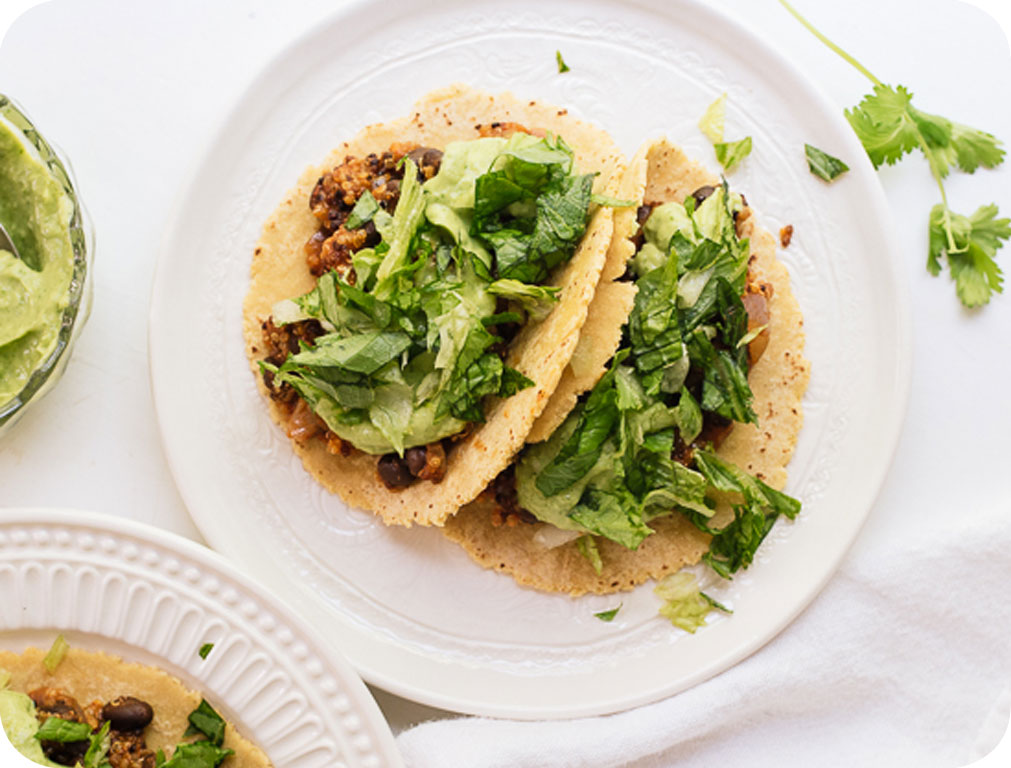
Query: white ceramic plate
0,509,403,768
150,0,910,718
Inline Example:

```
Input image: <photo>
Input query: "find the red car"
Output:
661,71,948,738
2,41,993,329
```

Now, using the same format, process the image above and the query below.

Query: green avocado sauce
0,114,75,407
0,689,60,766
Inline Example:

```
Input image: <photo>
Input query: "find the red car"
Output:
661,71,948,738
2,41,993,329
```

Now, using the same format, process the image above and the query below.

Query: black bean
406,146,444,177
377,454,413,488
405,446,427,476
41,735,89,766
102,696,154,732
362,220,380,247
690,185,716,208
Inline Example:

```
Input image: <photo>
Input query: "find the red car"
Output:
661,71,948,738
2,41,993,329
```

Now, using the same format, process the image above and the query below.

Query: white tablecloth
1,1,1009,764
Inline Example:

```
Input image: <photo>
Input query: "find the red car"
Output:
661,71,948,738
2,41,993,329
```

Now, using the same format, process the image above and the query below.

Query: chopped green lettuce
34,717,92,743
699,93,727,143
271,133,596,455
805,143,850,182
577,535,603,575
654,572,729,632
42,634,68,673
594,603,621,622
81,722,111,768
714,137,752,173
185,699,226,747
513,179,801,585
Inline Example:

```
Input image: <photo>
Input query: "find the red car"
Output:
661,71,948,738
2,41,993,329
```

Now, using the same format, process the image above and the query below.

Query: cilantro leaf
555,50,570,73
949,122,1006,174
930,203,1009,307
844,84,921,168
198,643,214,660
781,0,1007,309
804,143,849,182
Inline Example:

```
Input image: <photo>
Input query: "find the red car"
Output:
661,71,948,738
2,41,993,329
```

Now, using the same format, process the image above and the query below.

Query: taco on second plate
243,84,625,527
0,643,269,767
443,138,810,596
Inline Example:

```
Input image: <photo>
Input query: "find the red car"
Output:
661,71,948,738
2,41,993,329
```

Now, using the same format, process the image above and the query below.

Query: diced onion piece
532,525,583,550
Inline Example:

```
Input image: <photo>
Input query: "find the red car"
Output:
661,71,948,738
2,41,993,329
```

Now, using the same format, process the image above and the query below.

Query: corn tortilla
0,647,270,766
442,138,810,596
243,84,624,527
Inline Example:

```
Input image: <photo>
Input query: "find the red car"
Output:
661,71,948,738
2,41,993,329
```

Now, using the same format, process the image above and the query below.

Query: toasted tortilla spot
243,84,624,527
0,647,270,765
442,138,810,596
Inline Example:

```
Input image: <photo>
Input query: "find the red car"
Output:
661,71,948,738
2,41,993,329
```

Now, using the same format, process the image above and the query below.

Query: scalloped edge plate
0,508,403,768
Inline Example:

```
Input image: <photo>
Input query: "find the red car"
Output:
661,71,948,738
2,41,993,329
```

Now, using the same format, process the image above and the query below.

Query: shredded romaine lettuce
270,134,595,455
514,180,801,585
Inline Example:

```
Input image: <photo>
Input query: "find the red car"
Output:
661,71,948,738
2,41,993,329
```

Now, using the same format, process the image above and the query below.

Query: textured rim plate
149,0,911,718
0,508,403,768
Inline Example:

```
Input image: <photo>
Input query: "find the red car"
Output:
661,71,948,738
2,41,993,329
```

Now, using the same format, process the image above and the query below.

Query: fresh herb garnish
556,50,570,73
42,634,69,673
198,643,214,660
594,604,622,622
804,143,849,182
781,0,1008,307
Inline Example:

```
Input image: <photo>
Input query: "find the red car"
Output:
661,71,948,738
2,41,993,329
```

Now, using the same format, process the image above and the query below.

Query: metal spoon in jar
0,221,22,262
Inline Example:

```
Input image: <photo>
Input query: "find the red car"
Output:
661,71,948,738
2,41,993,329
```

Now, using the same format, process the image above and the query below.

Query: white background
0,0,1009,760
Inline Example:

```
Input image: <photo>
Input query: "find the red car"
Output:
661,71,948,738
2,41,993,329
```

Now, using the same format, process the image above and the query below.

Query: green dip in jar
0,112,76,407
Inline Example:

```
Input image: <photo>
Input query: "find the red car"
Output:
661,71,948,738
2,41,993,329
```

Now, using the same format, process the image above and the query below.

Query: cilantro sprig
780,0,1008,308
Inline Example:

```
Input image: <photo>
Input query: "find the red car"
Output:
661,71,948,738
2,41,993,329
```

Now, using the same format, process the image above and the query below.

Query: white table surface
1,0,1009,744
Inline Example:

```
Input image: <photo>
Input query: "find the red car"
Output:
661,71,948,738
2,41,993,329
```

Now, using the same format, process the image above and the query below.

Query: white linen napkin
397,500,1011,767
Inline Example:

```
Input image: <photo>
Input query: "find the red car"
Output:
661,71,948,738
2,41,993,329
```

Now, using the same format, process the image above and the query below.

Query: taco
243,84,624,527
0,643,269,767
442,138,810,596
